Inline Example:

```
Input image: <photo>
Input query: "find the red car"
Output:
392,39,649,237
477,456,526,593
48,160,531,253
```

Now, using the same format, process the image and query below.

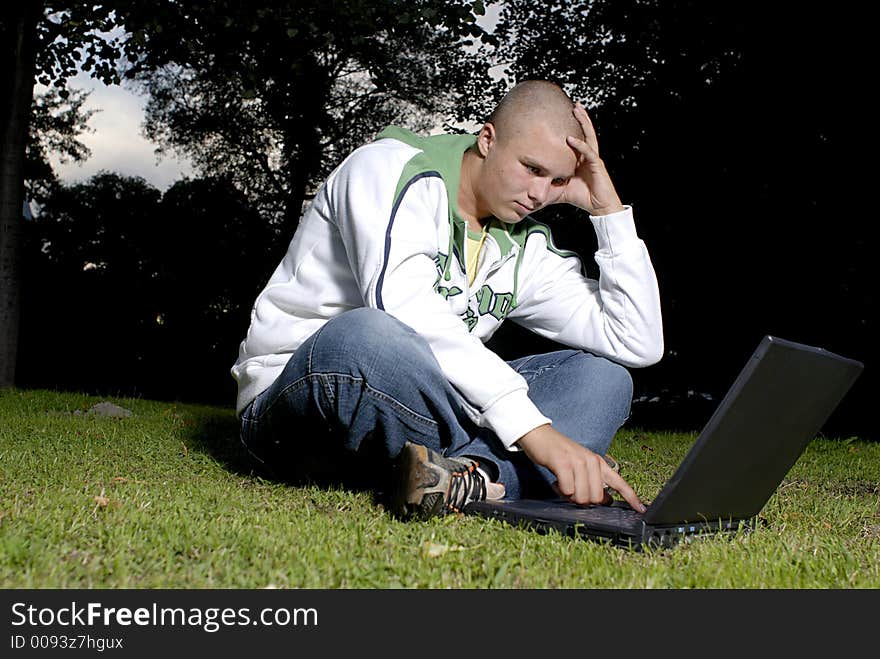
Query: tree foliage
124,0,500,227
34,3,127,89
26,86,96,201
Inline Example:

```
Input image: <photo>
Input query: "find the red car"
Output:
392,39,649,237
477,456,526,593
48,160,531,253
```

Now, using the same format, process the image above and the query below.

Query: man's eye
526,165,541,175
551,177,567,186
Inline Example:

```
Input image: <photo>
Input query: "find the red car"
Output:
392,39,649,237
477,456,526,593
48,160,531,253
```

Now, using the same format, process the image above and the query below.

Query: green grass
1,388,878,588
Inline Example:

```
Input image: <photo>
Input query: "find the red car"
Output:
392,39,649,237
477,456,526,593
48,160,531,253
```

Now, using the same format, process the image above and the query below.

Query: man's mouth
515,201,535,213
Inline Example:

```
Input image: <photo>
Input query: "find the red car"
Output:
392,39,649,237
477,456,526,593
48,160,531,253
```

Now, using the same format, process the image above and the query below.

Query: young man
232,80,663,519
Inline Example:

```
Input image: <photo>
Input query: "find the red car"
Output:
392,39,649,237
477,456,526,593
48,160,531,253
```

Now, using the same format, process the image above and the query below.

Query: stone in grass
73,401,134,418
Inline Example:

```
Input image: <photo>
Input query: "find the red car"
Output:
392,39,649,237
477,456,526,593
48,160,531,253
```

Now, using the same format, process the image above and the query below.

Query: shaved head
486,80,585,144
460,80,587,226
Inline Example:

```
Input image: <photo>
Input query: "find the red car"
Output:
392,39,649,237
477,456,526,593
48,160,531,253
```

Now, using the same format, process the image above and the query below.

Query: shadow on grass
179,409,253,476
180,408,394,509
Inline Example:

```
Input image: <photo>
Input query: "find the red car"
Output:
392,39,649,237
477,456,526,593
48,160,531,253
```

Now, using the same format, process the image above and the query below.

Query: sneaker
393,442,497,519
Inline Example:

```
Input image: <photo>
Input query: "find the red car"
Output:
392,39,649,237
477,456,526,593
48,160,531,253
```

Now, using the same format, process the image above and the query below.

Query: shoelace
445,462,487,513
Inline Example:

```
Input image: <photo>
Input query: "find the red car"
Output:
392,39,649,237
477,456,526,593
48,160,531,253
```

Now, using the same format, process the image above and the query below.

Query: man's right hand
516,424,646,513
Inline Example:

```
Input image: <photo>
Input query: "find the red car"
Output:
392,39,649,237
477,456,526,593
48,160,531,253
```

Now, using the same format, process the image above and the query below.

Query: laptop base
464,499,756,550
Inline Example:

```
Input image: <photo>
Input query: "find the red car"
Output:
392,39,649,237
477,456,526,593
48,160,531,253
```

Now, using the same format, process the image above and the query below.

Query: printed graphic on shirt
434,252,464,299
454,284,515,333
462,306,478,332
435,250,515,332
437,284,463,300
475,284,514,321
434,252,449,275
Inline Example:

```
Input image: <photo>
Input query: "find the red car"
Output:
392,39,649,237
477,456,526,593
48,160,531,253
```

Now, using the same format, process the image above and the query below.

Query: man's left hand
557,102,625,216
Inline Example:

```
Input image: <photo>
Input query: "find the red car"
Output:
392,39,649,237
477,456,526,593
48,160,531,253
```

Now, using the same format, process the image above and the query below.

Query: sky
44,71,194,191
46,5,502,192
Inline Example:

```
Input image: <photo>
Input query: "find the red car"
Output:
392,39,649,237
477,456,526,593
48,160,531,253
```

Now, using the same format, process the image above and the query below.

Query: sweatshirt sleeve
509,206,664,367
327,145,550,448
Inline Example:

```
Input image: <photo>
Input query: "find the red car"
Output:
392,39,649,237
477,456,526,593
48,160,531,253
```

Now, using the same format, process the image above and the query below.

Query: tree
1,1,127,389
1,3,42,389
126,0,499,229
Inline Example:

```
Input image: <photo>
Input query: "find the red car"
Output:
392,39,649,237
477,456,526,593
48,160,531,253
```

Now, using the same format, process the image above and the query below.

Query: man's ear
476,122,497,157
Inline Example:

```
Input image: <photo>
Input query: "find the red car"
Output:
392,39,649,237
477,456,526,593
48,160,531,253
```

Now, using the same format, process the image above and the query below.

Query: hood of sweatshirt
374,126,518,283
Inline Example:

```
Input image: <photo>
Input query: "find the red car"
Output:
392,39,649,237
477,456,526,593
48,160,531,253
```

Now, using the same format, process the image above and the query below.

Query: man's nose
528,178,551,206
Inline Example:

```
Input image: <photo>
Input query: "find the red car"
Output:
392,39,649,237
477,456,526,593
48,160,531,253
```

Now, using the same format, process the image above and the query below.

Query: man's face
476,119,578,223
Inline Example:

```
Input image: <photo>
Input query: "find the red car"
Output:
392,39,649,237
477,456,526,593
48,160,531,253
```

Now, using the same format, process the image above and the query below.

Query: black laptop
464,336,864,549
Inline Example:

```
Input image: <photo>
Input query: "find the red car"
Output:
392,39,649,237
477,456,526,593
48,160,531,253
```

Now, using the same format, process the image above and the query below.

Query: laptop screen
642,336,863,525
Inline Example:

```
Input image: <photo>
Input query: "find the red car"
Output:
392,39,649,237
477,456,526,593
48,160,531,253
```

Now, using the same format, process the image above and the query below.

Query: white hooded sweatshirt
231,126,664,449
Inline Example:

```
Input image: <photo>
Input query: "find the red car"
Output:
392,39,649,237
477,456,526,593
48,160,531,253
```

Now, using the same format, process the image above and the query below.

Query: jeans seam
517,350,590,380
239,404,267,466
306,321,333,375
327,373,440,428
519,362,561,380
510,354,540,372
320,373,336,407
253,375,318,421
255,371,439,429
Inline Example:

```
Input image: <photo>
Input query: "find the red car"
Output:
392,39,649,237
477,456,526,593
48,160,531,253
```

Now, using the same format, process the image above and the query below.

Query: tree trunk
0,3,40,388
284,118,322,235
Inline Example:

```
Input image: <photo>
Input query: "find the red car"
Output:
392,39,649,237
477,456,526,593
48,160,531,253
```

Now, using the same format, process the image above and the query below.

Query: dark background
489,5,874,439
15,2,875,441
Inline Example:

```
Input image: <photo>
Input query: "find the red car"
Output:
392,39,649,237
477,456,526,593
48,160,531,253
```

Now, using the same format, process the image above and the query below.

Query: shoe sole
393,443,446,520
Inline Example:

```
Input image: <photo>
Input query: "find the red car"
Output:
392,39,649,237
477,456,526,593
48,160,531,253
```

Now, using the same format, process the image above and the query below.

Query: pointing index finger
603,467,647,514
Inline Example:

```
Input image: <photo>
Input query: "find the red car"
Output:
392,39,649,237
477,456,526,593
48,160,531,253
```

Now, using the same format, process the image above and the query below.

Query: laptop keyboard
572,503,643,524
471,498,645,528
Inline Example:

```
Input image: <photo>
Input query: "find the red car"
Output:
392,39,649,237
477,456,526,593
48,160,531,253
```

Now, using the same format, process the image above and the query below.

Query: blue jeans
239,308,633,499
